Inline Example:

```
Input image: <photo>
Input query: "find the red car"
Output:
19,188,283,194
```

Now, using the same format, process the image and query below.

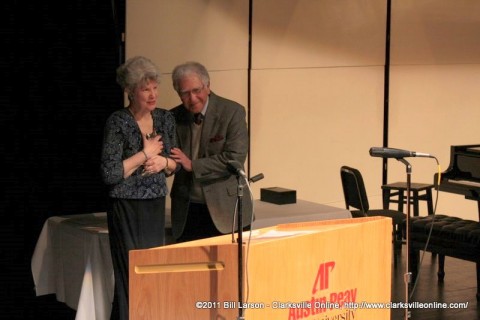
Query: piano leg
477,201,480,221
426,188,434,215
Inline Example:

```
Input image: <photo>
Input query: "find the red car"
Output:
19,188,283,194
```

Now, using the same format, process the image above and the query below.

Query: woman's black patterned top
100,107,177,199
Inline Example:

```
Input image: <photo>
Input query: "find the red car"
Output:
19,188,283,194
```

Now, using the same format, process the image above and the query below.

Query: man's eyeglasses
179,85,204,99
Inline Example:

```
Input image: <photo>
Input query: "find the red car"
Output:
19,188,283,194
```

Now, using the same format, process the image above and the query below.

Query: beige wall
126,0,249,108
387,0,480,220
127,0,480,220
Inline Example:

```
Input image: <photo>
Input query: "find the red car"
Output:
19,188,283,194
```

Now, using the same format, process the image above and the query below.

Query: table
31,213,113,320
31,200,350,320
251,199,352,228
381,182,434,216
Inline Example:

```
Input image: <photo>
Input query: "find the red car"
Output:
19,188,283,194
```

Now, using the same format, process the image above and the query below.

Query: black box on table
260,187,296,205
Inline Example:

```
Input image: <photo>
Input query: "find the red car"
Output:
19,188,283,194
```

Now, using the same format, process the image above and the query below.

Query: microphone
369,147,433,159
227,160,247,178
249,173,264,183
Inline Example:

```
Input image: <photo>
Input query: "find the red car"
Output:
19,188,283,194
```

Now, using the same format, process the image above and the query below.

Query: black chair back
340,166,370,214
340,165,406,255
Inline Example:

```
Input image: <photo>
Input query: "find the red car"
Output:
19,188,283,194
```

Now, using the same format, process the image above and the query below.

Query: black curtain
2,1,124,318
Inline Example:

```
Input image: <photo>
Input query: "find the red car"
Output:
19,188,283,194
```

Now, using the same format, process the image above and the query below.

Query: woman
100,56,177,320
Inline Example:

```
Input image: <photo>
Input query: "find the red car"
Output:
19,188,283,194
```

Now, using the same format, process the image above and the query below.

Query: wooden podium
129,217,392,319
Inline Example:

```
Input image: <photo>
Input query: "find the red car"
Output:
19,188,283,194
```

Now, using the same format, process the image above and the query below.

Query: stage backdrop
126,0,480,221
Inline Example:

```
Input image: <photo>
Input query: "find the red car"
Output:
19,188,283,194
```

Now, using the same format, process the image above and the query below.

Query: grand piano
434,144,480,219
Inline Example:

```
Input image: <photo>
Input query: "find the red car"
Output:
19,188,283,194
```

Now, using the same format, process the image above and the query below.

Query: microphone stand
397,158,412,320
234,174,245,320
231,172,263,320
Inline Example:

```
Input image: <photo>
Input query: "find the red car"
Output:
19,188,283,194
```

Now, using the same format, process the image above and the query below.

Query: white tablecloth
31,212,113,320
31,200,350,320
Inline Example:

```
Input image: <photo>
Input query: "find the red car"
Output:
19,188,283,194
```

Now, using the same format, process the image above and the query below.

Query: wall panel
388,65,480,220
391,0,480,65
250,0,387,206
250,67,385,206
126,0,250,106
253,0,387,68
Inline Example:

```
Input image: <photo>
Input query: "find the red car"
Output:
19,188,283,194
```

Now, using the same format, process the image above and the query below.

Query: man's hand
170,147,192,172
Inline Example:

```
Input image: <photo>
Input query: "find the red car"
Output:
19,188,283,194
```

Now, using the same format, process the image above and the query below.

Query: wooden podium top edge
276,216,388,230
131,217,390,253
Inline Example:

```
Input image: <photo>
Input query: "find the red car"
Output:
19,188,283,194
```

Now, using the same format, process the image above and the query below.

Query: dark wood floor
390,245,479,320
20,244,480,320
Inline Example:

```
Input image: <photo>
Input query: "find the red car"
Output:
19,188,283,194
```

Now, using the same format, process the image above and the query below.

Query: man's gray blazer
170,92,253,239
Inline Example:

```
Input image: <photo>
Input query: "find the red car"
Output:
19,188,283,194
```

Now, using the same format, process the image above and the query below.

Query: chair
340,166,406,252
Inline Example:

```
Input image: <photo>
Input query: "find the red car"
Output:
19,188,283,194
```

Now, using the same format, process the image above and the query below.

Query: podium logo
312,261,335,294
287,261,357,320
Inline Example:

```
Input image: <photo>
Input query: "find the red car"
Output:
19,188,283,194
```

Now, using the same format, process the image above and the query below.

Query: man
169,61,252,242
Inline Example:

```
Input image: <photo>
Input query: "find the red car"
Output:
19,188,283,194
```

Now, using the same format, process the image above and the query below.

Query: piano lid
435,144,480,202
467,146,480,154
